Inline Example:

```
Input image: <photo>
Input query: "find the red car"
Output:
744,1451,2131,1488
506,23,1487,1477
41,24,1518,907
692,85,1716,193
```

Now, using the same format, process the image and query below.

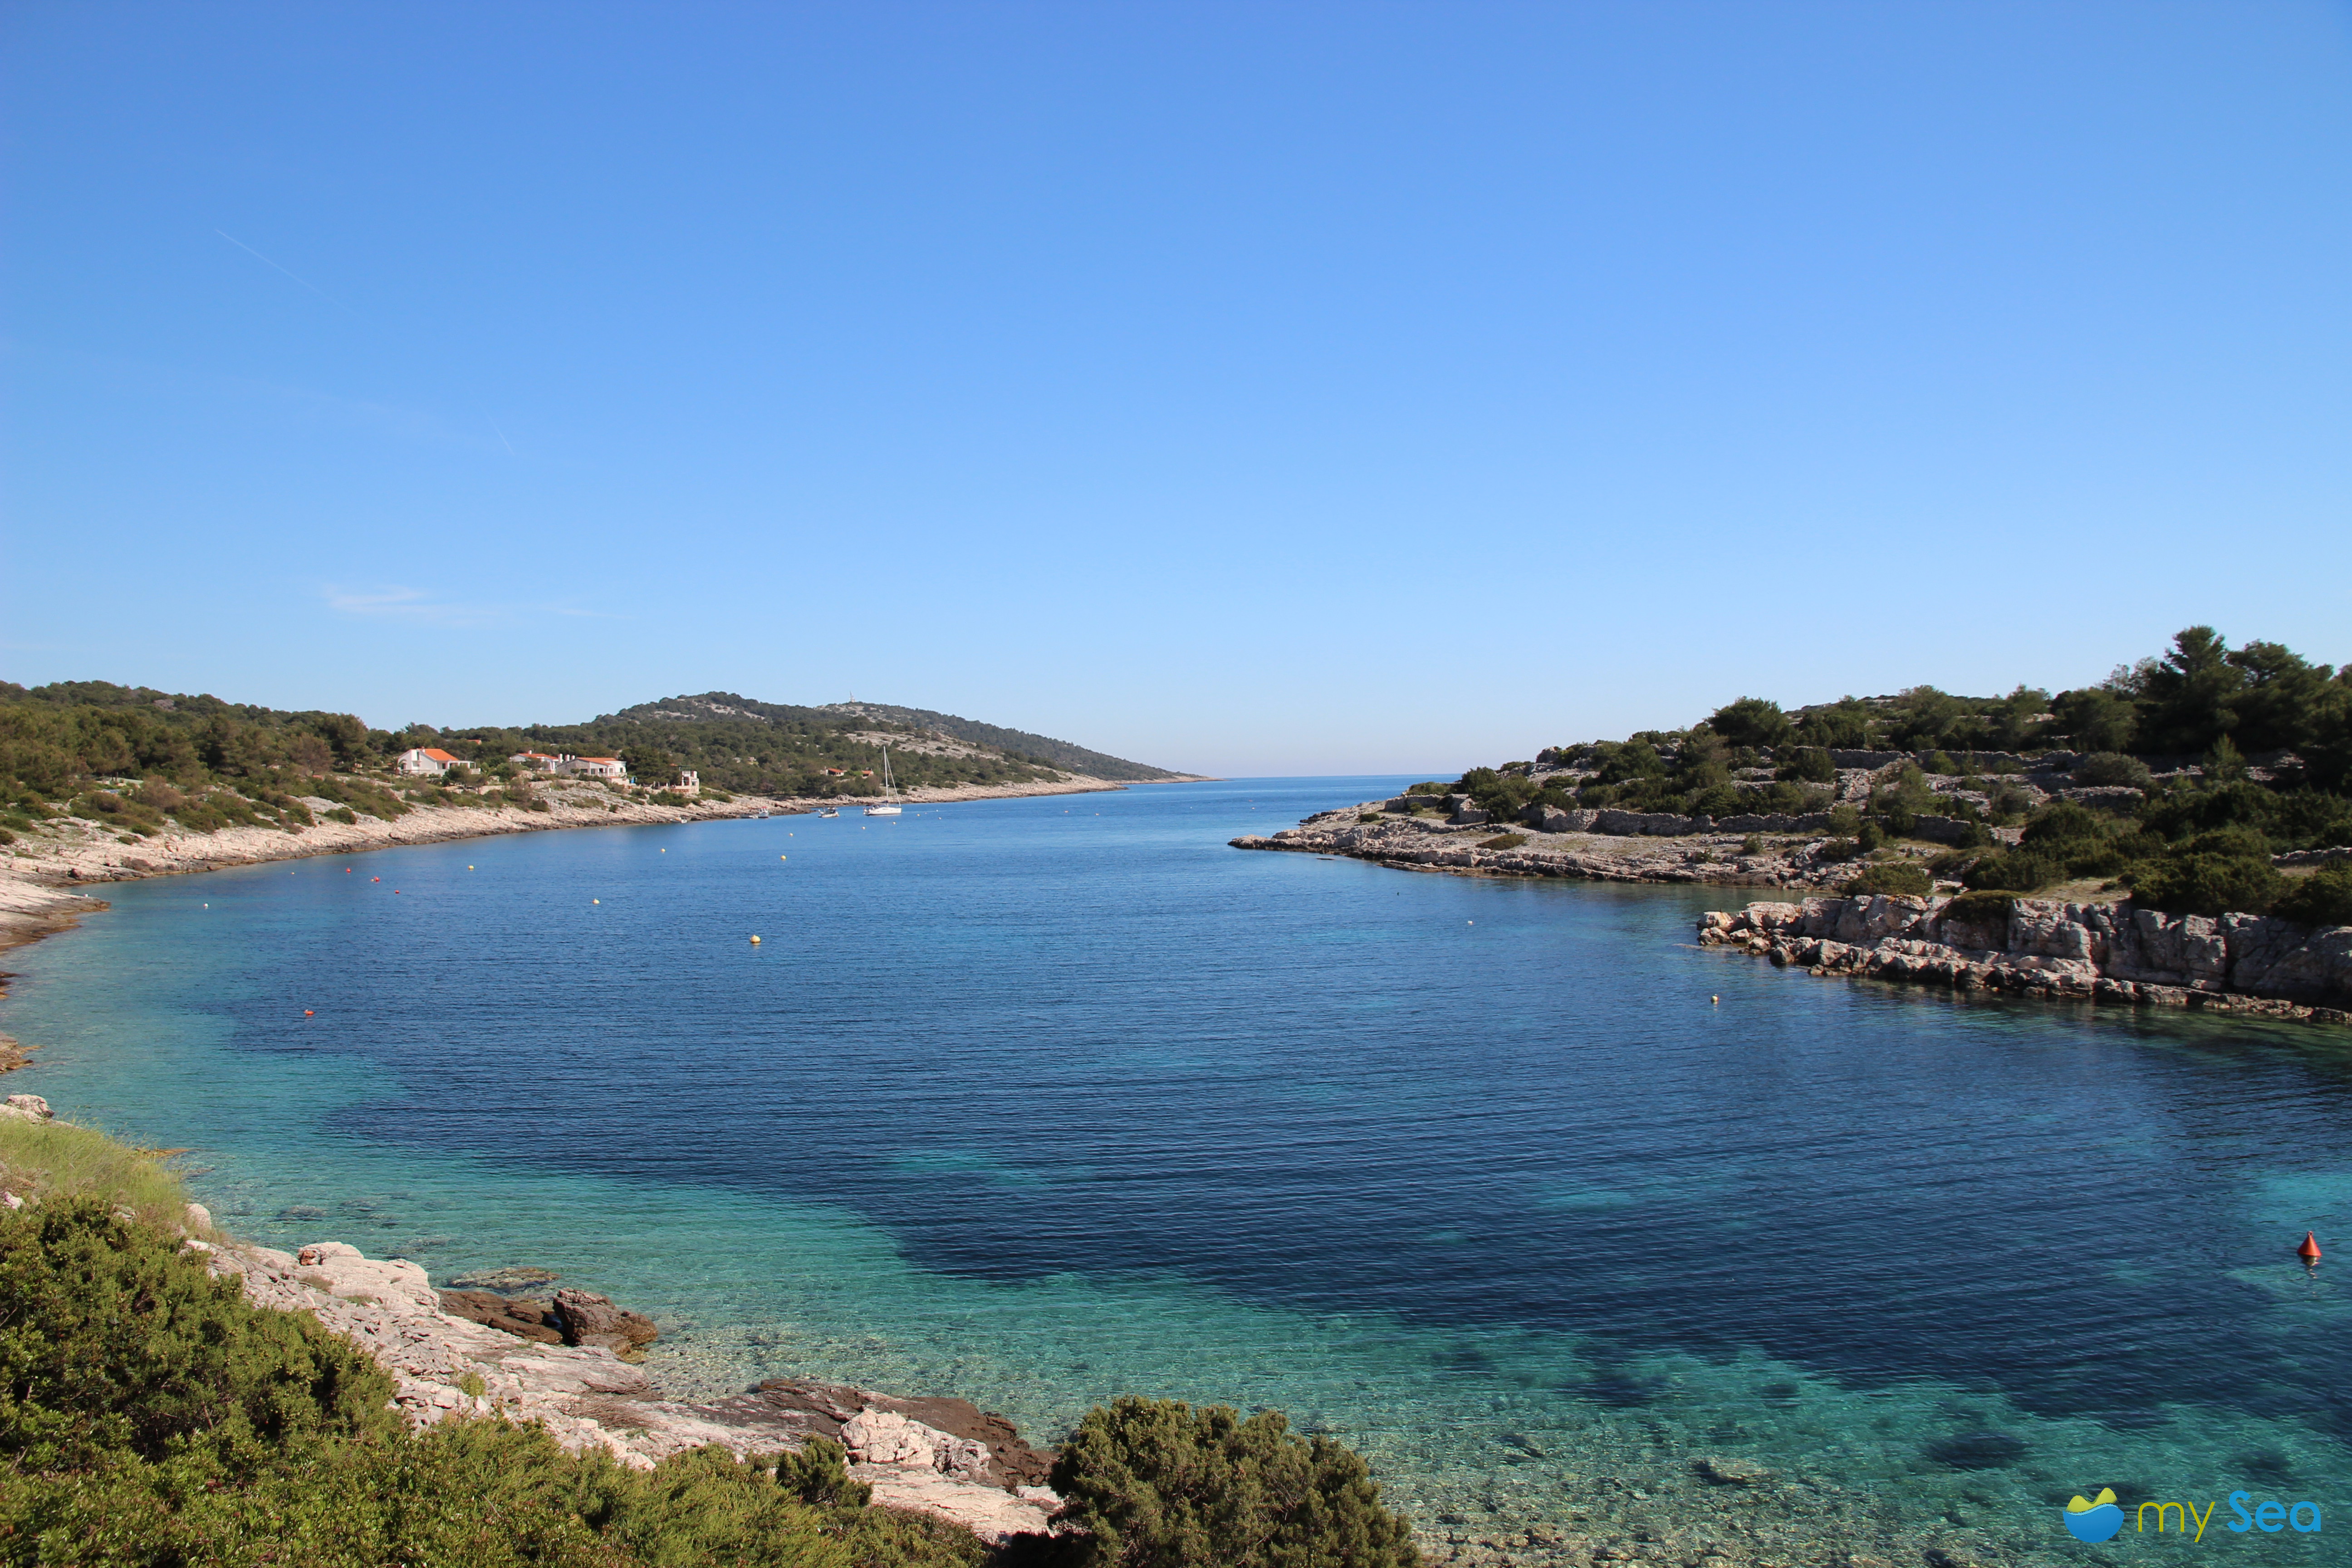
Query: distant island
1236,627,2352,1022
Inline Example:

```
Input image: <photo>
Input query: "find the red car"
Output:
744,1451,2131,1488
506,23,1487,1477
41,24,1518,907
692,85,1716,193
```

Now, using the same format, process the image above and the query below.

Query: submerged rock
446,1264,561,1291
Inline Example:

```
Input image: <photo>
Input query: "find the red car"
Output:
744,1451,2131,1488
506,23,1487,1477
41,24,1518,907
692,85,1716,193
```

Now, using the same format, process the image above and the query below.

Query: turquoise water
4,777,2347,1564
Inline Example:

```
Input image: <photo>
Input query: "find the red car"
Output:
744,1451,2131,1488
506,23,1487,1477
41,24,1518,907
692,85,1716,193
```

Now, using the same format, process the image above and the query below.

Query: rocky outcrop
1697,896,2352,1023
203,1238,1061,1543
0,1094,54,1123
437,1288,567,1346
551,1287,661,1353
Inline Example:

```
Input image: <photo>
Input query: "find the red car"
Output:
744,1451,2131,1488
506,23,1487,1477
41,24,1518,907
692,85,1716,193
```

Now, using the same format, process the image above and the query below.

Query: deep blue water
5,776,2347,1560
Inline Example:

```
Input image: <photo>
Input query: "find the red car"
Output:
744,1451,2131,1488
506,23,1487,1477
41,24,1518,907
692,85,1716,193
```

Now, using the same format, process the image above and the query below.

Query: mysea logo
2067,1488,2127,1542
2063,1485,2325,1544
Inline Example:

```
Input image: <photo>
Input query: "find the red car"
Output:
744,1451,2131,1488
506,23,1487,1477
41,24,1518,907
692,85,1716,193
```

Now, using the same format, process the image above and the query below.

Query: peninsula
1235,627,2352,1020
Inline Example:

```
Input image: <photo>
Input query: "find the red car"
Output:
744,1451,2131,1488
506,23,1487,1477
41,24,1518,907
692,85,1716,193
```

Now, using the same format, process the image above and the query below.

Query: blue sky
5,2,2348,777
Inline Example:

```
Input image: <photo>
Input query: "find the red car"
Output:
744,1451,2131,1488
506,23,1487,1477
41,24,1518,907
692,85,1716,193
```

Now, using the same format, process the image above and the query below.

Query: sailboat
862,745,902,816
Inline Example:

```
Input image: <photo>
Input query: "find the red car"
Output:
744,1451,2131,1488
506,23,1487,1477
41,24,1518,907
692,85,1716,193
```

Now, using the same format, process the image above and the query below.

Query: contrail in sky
214,229,348,309
215,226,518,459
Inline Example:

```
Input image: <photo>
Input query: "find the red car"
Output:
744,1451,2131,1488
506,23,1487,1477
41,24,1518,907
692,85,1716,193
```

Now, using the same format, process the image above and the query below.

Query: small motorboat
817,806,839,818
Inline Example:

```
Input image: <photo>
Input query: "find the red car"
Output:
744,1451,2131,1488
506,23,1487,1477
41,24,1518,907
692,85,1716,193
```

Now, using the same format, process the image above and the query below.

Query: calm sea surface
5,777,2347,1562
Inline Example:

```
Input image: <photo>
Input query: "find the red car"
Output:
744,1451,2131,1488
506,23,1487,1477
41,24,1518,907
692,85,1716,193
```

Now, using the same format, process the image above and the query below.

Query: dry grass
0,1117,210,1234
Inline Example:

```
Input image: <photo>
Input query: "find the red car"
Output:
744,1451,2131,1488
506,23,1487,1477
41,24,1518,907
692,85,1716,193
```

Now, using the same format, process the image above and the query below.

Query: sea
2,776,2345,1564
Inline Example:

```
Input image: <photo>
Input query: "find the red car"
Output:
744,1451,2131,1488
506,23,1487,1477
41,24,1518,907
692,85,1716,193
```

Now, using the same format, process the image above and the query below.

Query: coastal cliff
1696,893,2352,1023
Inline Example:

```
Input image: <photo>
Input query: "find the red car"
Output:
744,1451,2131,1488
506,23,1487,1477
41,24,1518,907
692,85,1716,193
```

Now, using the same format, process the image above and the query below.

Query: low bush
1841,862,1931,897
775,1435,870,1508
1940,890,2017,933
1006,1396,1419,1568
1960,848,2063,893
1475,833,1527,850
2129,849,2282,918
2274,862,2352,927
1776,747,1836,784
2072,752,2152,789
1817,837,1862,862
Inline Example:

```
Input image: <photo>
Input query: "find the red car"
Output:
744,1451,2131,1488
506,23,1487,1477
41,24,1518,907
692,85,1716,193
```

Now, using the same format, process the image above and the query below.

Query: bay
4,775,2347,1563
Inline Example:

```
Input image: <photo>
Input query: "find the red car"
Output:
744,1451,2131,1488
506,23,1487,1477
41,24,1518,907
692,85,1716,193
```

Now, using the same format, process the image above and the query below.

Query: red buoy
2298,1231,2322,1262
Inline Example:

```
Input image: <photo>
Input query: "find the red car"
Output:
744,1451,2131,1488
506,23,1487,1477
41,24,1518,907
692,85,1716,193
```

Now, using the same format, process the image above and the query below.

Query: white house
394,747,461,777
676,770,699,790
510,751,562,770
560,755,628,781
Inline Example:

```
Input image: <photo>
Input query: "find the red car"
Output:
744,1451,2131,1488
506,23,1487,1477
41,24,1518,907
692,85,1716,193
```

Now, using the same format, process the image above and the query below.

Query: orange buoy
303,1009,314,1017
2299,1231,2322,1262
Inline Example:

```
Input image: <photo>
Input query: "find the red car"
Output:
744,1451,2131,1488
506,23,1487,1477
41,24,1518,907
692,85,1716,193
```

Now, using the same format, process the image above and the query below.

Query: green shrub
1009,1396,1419,1568
2130,850,2282,918
1856,819,1886,853
1705,697,1791,750
2023,802,2111,848
1960,848,2063,893
1740,834,1764,855
325,806,357,825
1827,804,1861,837
1776,747,1836,784
2274,862,2352,927
1940,890,2017,934
1402,781,1448,796
2072,752,2152,789
0,1202,402,1476
0,828,12,847
1841,862,1931,897
1817,837,1861,862
775,1435,871,1508
1474,833,1527,850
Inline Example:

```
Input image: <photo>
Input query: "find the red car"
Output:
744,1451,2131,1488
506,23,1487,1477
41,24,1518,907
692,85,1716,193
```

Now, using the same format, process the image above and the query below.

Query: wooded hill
0,681,1186,817
1440,627,2352,926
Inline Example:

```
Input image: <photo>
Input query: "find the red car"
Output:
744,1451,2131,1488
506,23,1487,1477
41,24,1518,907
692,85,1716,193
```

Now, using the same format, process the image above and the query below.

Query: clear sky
5,3,2348,777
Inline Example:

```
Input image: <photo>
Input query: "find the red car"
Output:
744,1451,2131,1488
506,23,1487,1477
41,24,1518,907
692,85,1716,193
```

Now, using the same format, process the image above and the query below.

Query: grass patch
0,1118,205,1233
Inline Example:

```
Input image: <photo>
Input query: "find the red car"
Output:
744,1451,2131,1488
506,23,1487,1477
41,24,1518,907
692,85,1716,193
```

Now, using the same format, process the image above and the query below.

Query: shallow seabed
5,777,2347,1565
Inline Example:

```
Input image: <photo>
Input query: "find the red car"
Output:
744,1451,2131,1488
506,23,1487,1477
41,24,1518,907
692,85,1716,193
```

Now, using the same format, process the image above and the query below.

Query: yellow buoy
750,935,761,944
1712,995,1720,1004
593,898,600,904
468,865,474,870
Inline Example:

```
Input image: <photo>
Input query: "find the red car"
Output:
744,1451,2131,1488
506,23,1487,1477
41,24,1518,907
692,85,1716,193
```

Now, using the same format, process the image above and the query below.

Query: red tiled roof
418,748,460,762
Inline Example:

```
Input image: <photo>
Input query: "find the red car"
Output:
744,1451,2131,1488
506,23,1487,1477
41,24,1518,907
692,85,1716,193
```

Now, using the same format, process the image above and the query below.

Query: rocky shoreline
1234,791,2352,1025
195,1231,1062,1543
1697,893,2352,1023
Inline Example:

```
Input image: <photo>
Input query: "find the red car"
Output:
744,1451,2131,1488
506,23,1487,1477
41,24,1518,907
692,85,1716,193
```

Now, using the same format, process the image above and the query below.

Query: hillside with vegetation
813,701,1192,783
0,681,1184,843
1436,627,2352,926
